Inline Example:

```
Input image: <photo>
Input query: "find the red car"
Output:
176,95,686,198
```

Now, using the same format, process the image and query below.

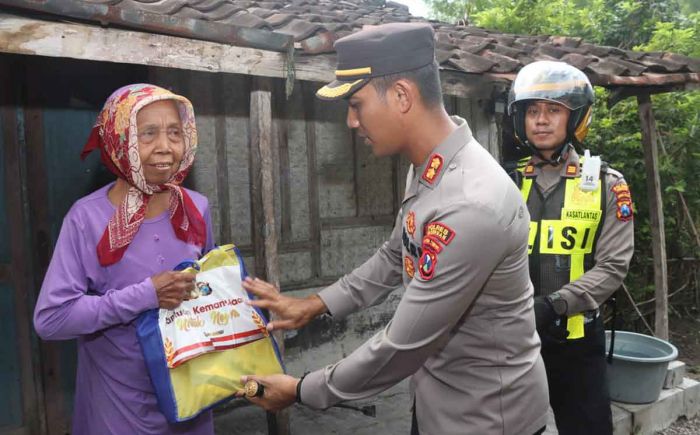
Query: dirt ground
214,306,700,434
668,312,700,380
657,311,700,434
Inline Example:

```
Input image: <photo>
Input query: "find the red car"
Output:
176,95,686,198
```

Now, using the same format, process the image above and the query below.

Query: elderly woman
34,84,215,434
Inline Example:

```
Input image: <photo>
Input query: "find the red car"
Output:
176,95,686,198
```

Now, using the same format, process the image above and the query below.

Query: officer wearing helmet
508,60,634,434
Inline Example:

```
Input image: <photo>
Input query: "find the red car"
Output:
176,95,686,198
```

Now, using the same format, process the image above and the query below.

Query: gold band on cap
335,67,372,78
316,79,366,99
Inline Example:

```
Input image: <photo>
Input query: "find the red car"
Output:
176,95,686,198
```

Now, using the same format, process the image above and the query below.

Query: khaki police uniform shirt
526,149,635,315
300,117,549,435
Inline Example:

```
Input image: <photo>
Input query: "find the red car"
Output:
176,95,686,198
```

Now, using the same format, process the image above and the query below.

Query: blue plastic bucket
605,330,678,404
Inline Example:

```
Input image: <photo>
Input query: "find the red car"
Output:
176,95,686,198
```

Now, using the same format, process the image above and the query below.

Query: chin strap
528,142,572,166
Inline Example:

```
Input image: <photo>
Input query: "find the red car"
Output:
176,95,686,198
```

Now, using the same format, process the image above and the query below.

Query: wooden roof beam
0,13,508,100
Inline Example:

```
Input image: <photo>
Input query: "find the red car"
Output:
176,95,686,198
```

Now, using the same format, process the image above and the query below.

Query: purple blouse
34,183,216,435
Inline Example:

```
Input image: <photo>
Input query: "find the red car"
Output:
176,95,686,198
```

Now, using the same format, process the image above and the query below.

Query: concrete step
545,361,698,435
612,377,700,435
664,360,687,389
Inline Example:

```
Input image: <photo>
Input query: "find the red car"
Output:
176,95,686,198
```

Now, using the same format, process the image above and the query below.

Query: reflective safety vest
519,161,606,340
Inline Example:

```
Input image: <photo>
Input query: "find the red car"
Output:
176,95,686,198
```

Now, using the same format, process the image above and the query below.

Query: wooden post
637,94,669,339
1,56,48,435
250,76,290,435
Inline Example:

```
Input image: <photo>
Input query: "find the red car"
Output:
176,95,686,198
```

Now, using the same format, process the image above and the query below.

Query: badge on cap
422,154,444,184
315,23,436,101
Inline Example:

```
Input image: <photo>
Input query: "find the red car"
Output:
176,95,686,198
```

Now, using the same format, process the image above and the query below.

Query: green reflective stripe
570,253,585,281
567,313,585,339
521,178,533,204
527,222,537,255
569,253,585,344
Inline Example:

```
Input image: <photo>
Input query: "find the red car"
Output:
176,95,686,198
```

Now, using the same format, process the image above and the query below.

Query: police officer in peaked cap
239,23,550,435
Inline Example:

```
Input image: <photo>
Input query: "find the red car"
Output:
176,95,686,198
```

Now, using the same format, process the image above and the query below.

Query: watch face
549,296,567,316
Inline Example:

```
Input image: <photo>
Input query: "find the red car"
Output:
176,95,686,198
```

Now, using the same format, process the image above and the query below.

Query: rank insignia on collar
404,256,415,279
524,164,535,176
424,222,456,246
406,211,416,236
421,154,444,184
566,163,578,176
418,250,437,280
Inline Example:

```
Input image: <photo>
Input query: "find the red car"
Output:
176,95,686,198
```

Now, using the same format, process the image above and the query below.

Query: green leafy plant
425,0,700,316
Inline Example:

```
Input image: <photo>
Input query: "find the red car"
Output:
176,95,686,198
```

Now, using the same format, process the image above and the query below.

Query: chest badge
404,256,415,279
405,211,416,236
421,154,444,184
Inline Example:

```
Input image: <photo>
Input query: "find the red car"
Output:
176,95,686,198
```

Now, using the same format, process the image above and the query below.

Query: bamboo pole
637,93,669,339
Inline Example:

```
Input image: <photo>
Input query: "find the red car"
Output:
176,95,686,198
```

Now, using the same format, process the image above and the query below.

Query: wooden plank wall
0,54,503,434
148,68,502,292
0,55,44,435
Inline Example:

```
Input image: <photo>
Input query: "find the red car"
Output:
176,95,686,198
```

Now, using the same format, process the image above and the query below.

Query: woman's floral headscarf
81,83,206,266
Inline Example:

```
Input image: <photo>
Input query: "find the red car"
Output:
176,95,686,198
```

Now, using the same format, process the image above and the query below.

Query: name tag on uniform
561,209,602,222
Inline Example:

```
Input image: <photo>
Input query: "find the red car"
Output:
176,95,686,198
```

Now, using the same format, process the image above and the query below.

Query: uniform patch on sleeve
405,211,416,236
421,235,443,254
404,256,415,279
421,154,444,184
617,201,633,221
424,222,456,246
611,181,633,221
418,250,437,280
611,181,631,200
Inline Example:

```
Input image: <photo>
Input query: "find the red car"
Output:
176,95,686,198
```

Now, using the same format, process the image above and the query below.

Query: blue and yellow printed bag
137,244,284,423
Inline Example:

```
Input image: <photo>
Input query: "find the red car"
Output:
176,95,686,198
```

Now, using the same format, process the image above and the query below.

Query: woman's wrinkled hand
151,271,196,309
